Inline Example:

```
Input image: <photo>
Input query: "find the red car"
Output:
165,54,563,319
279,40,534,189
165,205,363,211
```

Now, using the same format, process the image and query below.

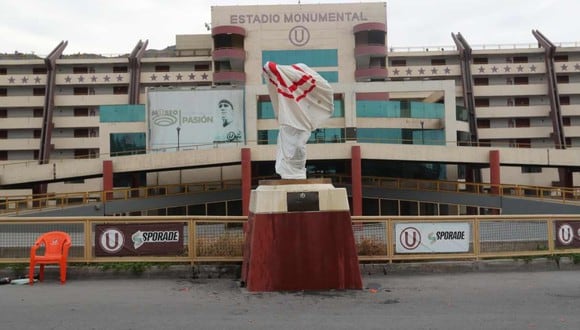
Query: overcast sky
0,0,578,56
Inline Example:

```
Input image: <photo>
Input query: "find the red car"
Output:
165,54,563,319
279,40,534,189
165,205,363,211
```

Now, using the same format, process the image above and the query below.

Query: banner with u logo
555,221,580,248
395,223,470,253
95,223,185,256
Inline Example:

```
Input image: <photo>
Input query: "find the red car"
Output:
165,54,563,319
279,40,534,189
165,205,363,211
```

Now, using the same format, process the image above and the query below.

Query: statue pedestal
241,179,362,292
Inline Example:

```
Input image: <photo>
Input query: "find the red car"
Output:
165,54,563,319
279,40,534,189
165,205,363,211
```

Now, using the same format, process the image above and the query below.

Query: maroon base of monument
241,211,362,292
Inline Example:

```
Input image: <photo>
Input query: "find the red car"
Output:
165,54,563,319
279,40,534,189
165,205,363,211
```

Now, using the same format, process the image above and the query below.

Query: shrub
357,237,387,256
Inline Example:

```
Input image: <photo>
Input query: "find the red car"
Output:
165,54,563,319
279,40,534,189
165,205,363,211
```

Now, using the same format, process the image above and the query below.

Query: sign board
395,223,470,253
95,223,185,256
555,221,580,248
147,88,244,151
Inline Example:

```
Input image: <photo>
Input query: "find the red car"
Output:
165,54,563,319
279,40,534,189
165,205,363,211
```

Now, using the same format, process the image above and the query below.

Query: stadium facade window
32,67,47,74
514,77,529,85
521,166,542,173
557,75,569,84
473,77,488,86
155,65,170,72
73,67,88,74
473,57,488,64
110,133,146,156
99,104,145,122
431,58,446,66
391,59,406,66
33,87,45,96
262,49,338,67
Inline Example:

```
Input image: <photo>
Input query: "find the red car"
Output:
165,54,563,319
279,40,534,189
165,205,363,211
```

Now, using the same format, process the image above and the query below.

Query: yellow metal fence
2,215,580,265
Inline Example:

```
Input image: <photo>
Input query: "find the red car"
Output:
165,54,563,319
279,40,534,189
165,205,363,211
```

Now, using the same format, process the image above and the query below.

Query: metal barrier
2,215,580,265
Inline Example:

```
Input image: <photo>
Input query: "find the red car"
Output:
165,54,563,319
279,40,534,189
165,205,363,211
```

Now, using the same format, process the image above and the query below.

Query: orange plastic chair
29,231,72,285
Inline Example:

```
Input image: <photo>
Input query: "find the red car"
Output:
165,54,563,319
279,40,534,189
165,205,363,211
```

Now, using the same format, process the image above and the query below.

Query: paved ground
2,264,580,330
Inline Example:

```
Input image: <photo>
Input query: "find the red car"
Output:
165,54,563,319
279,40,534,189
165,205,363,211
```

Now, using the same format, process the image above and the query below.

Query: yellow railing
0,180,242,215
2,176,579,216
317,174,580,204
2,215,580,265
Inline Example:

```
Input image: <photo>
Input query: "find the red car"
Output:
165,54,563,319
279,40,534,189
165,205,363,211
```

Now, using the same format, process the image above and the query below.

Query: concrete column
351,145,362,216
489,150,500,195
242,148,252,216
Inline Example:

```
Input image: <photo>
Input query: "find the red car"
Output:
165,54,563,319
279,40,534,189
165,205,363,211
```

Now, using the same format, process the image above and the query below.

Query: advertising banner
147,88,244,151
395,223,470,253
555,221,580,248
95,223,185,256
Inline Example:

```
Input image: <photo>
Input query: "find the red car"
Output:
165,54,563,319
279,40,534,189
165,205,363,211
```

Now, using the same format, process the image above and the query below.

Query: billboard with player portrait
147,87,244,151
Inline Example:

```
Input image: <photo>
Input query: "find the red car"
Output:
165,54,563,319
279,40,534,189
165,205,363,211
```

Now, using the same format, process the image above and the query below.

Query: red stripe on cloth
265,62,321,102
268,62,287,88
276,88,294,99
296,83,317,102
288,74,312,92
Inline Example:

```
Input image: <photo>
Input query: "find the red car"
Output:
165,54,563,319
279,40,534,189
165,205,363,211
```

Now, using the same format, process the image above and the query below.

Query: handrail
2,175,579,215
0,179,242,215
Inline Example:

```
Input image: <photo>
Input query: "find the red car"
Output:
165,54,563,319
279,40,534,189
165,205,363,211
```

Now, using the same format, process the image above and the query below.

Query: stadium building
1,2,580,216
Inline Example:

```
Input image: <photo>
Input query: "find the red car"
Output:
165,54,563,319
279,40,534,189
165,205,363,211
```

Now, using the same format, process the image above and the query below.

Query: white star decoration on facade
383,63,556,77
3,72,211,85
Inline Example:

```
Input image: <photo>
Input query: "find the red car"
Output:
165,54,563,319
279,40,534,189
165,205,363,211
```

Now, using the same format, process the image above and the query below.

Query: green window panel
100,104,145,122
257,129,279,145
258,101,276,119
456,106,468,122
258,128,344,145
258,99,345,120
318,71,338,83
412,129,445,145
357,128,402,144
356,100,401,118
332,99,344,117
262,49,338,67
308,128,344,144
410,101,444,119
110,133,146,156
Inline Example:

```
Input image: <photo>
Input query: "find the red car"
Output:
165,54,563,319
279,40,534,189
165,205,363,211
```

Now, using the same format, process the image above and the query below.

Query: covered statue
262,61,334,179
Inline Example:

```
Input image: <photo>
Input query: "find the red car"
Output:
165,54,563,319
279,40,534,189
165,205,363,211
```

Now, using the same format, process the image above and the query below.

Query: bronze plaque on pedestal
287,192,319,212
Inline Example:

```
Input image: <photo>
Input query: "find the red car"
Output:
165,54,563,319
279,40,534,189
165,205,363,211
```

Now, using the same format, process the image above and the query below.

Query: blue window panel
258,98,343,119
410,102,444,119
332,99,344,118
257,129,279,145
356,101,401,118
308,128,344,144
357,128,402,144
110,133,146,156
456,106,468,122
100,104,145,122
258,101,276,119
412,129,445,145
318,71,338,83
262,49,338,67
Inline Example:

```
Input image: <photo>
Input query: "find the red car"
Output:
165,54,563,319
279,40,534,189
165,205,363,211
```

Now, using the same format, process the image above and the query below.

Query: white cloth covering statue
262,61,334,179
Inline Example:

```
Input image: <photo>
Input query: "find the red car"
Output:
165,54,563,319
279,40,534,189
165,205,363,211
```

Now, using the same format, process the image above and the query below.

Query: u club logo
400,227,421,250
558,224,574,245
99,228,125,254
289,26,310,47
